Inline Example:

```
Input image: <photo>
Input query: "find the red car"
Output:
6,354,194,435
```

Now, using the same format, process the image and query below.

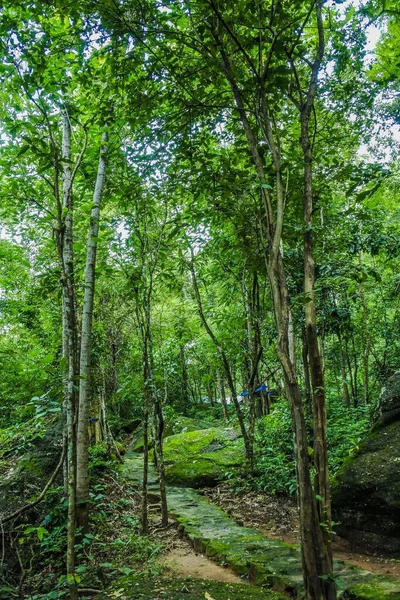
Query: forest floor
201,484,400,581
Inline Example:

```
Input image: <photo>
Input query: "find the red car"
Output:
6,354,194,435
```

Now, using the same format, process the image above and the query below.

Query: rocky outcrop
129,415,214,453
377,371,400,427
161,427,244,487
332,371,400,554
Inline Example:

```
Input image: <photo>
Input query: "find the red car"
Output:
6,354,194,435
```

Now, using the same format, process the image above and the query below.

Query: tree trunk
76,132,108,530
147,307,168,527
302,327,312,415
189,259,252,463
60,112,78,600
180,344,189,415
141,391,149,535
269,253,335,600
209,7,336,594
351,333,359,406
344,335,355,402
337,333,350,407
301,103,334,597
217,371,229,420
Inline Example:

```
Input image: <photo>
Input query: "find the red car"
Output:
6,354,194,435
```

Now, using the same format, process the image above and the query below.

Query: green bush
251,399,372,495
326,402,370,473
253,401,297,494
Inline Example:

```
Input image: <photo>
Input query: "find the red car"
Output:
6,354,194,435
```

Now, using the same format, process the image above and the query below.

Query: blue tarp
241,384,268,396
255,383,268,393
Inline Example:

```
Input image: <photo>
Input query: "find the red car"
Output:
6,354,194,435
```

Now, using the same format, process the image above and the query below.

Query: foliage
250,400,372,496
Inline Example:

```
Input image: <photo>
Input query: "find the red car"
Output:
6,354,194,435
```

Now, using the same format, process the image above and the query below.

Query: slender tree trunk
301,116,335,597
217,371,229,420
358,254,370,404
60,112,78,600
302,327,312,415
147,306,168,527
269,253,335,600
351,333,359,406
207,379,216,408
76,132,108,530
141,389,149,535
337,333,350,407
208,8,335,594
62,306,69,498
189,259,252,462
288,308,296,372
180,344,189,415
300,12,335,589
344,335,355,402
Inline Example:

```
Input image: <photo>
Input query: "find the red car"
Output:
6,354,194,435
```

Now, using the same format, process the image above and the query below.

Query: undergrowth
1,442,165,600
230,399,372,495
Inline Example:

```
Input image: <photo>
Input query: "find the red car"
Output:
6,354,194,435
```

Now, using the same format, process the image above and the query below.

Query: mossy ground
99,575,287,600
162,427,244,486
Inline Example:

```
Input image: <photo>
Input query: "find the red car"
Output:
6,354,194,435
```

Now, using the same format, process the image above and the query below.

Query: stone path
123,451,400,600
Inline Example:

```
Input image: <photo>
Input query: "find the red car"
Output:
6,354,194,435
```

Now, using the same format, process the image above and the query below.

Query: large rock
130,415,214,453
0,417,63,517
377,371,400,427
332,371,400,554
162,426,244,487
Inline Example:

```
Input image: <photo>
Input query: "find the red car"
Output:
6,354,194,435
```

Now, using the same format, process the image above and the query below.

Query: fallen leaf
205,593,215,600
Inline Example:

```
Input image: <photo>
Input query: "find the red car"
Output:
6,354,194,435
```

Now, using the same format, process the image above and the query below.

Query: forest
0,0,399,599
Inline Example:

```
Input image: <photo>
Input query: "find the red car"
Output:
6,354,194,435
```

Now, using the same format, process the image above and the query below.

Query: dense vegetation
0,0,399,599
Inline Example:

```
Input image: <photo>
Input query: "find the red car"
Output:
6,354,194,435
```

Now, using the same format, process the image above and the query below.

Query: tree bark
338,333,350,407
300,3,335,593
60,111,78,600
217,370,229,420
180,344,189,415
76,132,108,530
302,327,312,415
147,305,168,527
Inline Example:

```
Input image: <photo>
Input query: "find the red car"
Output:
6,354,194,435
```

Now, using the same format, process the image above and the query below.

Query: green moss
164,415,214,437
129,416,213,455
163,427,244,486
344,581,400,599
100,576,287,600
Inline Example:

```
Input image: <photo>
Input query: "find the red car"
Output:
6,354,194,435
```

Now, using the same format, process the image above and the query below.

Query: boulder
377,371,400,427
129,415,214,453
332,371,400,554
162,426,244,487
0,417,63,517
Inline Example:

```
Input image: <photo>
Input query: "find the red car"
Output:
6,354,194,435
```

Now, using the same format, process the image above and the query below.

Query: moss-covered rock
332,371,400,553
162,427,244,487
99,575,287,600
0,417,63,516
164,415,216,437
129,416,214,454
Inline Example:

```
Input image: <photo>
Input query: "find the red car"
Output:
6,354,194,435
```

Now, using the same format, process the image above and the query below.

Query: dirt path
162,545,245,583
